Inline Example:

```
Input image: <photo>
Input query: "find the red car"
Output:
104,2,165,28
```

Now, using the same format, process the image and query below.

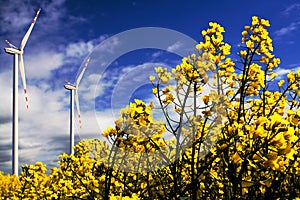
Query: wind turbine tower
4,8,41,176
64,57,90,154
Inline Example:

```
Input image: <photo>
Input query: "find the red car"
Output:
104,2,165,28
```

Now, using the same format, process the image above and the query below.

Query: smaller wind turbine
64,57,90,154
4,8,41,176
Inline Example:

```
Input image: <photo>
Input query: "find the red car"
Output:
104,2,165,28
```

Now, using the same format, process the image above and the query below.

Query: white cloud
282,3,300,16
152,51,163,58
25,52,64,79
274,66,300,79
274,22,300,37
0,0,66,36
275,68,291,78
288,63,300,68
92,36,120,56
66,41,95,58
79,74,106,106
167,41,183,52
0,1,36,33
41,0,66,21
103,62,168,109
78,110,117,138
64,35,109,67
0,71,13,120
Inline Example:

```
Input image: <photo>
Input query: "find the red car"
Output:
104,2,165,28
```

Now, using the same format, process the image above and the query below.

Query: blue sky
0,0,299,174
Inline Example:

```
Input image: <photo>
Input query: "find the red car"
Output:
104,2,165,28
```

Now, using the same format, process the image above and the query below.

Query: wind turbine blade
20,8,41,50
74,90,82,128
5,40,18,49
76,57,90,87
19,55,29,109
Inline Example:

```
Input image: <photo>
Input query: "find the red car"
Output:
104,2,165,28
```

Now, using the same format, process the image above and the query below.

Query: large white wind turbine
64,57,90,154
4,8,41,176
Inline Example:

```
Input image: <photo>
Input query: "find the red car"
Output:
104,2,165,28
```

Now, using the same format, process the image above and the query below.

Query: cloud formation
282,3,300,16
274,22,300,37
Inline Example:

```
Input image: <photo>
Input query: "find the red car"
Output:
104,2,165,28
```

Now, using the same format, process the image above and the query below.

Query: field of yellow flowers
0,16,299,199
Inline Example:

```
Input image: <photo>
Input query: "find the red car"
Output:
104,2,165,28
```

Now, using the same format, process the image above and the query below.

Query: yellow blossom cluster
196,22,231,65
0,172,20,199
102,99,170,175
154,66,171,84
195,21,237,89
242,16,272,54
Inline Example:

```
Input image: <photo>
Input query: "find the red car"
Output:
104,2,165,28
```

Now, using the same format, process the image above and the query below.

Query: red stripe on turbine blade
78,114,82,128
25,100,29,109
24,89,29,109
31,9,41,24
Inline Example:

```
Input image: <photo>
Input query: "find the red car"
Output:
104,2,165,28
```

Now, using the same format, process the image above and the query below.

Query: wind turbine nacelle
64,84,77,90
4,48,21,55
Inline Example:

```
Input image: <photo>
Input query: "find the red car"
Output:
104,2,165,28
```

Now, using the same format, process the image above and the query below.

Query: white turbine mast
4,8,41,176
64,57,90,154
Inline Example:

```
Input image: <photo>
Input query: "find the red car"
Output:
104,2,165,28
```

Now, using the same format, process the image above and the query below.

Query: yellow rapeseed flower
252,16,259,26
287,71,295,83
202,95,210,105
149,75,155,83
278,80,284,88
152,87,158,94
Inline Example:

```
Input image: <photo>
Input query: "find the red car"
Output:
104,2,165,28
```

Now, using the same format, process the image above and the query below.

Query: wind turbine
4,8,41,176
64,57,90,154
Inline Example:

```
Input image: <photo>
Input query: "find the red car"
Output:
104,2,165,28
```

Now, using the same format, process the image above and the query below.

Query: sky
0,0,300,174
